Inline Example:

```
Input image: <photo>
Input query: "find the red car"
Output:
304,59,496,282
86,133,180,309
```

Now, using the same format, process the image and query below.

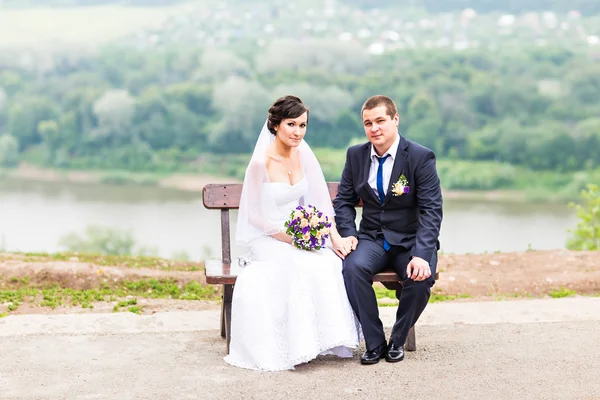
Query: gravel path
1,297,599,400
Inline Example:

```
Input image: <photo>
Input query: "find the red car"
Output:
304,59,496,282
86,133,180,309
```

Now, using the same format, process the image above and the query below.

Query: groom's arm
333,147,360,238
411,150,443,261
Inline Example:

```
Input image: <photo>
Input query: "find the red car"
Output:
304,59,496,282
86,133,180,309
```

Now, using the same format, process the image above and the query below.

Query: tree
0,134,19,168
61,86,103,145
0,87,6,113
522,122,576,171
567,184,600,251
407,91,438,121
7,97,59,149
91,89,135,144
256,39,369,76
194,49,252,83
210,77,271,152
567,67,600,105
571,118,600,169
0,87,6,132
38,120,61,164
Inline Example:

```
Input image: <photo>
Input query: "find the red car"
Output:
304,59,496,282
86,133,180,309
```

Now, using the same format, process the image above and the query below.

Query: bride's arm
328,219,356,259
242,160,289,239
270,230,293,244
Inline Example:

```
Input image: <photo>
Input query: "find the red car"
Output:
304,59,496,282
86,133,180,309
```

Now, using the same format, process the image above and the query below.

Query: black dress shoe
360,343,387,365
385,342,405,363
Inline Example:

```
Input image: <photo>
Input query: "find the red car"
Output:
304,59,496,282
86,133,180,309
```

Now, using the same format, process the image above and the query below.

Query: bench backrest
202,182,357,265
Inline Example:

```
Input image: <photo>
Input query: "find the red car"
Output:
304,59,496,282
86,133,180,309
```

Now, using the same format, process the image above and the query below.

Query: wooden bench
202,182,439,354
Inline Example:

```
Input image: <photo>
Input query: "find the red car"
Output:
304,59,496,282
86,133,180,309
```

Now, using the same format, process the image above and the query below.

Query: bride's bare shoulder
247,152,276,174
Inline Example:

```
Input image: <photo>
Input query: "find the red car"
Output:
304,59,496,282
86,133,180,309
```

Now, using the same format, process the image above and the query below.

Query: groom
333,95,443,365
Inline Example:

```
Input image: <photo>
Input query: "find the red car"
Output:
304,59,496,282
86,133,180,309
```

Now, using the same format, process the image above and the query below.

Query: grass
492,292,534,301
548,288,578,298
0,278,218,314
376,287,595,305
7,251,203,271
374,286,471,307
489,289,600,300
113,298,139,313
128,305,143,315
430,293,472,302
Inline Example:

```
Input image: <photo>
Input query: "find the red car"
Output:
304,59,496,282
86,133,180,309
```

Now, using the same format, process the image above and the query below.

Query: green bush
58,225,157,256
436,160,516,190
566,184,600,251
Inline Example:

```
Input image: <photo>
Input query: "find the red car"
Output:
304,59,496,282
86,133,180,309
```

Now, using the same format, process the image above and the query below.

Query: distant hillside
1,0,186,6
344,0,598,15
3,0,600,14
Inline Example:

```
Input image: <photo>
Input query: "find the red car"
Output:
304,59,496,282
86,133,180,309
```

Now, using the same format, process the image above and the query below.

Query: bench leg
222,284,234,354
220,292,226,338
406,325,417,352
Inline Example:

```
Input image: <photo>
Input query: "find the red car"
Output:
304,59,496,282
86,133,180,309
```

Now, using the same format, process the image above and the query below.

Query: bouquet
284,205,332,250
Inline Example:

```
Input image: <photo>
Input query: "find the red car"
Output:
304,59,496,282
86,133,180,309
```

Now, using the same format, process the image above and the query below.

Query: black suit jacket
333,135,443,261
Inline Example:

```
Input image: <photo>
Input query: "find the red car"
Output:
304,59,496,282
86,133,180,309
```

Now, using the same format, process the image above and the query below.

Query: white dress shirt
368,134,400,198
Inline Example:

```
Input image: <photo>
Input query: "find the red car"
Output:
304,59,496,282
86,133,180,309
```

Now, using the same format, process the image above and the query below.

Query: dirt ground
1,249,599,316
434,249,600,297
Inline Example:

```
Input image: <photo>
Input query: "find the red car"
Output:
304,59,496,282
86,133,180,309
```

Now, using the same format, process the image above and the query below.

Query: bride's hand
271,231,293,245
332,236,356,260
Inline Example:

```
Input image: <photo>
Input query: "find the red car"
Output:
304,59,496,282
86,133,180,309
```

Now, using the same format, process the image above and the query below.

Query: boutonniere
391,174,410,196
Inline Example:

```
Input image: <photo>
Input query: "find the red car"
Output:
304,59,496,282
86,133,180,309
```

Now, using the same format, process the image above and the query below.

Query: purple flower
285,204,332,251
403,186,410,194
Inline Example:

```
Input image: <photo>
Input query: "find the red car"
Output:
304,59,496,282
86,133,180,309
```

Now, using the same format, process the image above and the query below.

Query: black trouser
342,237,437,351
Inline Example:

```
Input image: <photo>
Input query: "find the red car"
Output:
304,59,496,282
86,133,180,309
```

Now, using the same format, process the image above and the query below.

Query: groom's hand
347,236,358,251
332,236,358,260
407,256,431,281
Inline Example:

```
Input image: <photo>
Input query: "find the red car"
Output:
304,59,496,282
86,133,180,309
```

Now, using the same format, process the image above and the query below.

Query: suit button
381,210,385,214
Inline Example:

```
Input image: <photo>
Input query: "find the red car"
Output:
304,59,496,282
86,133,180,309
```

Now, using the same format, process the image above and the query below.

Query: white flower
391,175,410,196
392,184,405,196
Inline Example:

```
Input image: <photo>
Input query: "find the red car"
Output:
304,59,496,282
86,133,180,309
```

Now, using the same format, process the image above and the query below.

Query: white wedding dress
224,176,362,371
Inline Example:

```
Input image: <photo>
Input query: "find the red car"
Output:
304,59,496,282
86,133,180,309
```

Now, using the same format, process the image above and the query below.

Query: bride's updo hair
267,95,310,135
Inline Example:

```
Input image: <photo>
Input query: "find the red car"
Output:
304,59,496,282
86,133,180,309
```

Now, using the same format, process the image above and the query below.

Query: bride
224,95,362,371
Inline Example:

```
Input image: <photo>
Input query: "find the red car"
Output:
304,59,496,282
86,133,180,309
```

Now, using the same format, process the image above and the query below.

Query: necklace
276,152,292,175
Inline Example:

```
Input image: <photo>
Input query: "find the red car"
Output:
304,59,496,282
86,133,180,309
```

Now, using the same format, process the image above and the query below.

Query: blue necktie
376,155,391,251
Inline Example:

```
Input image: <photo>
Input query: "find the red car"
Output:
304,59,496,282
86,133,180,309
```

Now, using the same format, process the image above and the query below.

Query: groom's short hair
361,95,398,120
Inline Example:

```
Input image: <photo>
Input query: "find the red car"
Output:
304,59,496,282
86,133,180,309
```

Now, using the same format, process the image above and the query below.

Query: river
0,178,578,261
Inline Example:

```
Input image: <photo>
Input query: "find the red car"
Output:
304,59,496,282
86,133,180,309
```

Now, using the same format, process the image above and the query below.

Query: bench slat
202,182,349,209
202,184,243,209
205,261,438,285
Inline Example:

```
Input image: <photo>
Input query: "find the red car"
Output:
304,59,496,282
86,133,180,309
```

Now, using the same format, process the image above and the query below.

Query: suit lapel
382,136,408,206
361,143,380,204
